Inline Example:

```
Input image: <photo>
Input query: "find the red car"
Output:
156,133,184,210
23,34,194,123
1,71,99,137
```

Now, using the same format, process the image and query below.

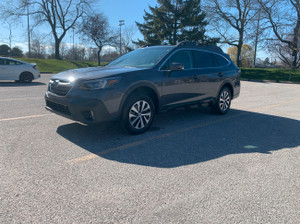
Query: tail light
32,65,38,70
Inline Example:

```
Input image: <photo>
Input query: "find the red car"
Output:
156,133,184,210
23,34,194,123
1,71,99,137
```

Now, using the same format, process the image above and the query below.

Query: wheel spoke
139,117,145,128
131,106,139,114
130,115,139,124
141,112,151,117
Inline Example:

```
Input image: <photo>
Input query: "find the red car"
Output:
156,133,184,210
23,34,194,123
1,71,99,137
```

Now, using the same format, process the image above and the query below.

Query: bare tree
257,0,300,69
121,26,136,54
30,32,47,58
4,0,93,60
79,13,117,66
205,0,258,67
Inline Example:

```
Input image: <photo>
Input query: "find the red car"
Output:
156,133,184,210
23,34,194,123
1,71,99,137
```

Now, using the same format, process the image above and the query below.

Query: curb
240,78,300,85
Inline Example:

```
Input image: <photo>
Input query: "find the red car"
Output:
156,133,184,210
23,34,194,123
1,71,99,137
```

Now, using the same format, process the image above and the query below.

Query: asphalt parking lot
1,74,299,223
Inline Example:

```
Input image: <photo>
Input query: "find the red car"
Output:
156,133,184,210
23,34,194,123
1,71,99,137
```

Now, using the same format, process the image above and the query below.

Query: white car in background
0,57,40,83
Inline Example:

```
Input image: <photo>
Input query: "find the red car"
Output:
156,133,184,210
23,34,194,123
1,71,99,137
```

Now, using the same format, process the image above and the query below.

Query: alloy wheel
219,90,231,112
129,100,152,130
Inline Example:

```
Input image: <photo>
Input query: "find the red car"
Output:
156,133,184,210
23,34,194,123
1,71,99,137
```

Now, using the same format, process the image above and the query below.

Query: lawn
18,58,102,73
241,68,300,83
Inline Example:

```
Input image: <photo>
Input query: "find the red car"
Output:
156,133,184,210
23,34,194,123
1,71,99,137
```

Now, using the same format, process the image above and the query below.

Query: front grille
46,100,71,116
48,79,72,96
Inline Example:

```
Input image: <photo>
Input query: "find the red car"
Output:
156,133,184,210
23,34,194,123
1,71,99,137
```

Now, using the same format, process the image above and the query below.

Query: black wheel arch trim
216,80,234,99
118,81,160,116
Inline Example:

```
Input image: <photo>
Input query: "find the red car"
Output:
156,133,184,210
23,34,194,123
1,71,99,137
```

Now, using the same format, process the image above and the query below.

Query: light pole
26,0,31,57
119,20,125,55
72,25,75,60
253,6,262,68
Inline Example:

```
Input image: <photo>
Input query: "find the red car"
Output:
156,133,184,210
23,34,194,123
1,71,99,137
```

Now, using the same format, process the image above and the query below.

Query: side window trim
194,49,230,69
212,53,230,67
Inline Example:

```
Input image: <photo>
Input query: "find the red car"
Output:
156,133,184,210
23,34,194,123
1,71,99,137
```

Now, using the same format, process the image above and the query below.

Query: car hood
51,66,147,82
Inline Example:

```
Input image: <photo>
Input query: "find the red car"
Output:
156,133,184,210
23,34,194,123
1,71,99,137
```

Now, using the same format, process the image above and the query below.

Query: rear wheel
19,72,33,83
211,87,232,115
122,94,155,135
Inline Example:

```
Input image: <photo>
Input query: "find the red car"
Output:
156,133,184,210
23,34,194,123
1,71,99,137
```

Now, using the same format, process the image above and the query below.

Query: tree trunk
236,44,242,67
97,47,102,66
236,32,244,67
172,0,179,45
55,39,61,60
292,49,298,69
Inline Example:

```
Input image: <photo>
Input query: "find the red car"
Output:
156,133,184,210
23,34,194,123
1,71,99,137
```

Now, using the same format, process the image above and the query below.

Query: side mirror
170,62,184,71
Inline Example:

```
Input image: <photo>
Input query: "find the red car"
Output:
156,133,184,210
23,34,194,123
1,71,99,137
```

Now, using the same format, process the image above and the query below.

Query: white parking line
0,114,52,122
0,97,43,102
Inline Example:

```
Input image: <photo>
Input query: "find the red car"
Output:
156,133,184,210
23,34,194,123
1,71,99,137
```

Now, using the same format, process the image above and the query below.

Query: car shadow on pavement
0,81,46,87
57,107,300,168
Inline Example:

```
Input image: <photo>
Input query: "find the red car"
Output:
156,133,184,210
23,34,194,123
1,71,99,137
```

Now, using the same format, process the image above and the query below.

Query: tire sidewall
122,94,155,134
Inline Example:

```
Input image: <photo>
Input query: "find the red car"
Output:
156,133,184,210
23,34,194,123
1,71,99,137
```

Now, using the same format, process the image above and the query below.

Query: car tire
211,87,232,115
122,94,155,135
19,72,33,83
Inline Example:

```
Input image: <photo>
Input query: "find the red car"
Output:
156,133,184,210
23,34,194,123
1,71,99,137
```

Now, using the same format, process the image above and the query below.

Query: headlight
79,77,120,90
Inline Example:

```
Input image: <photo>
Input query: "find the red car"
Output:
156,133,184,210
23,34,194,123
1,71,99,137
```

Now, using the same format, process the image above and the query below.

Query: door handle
193,74,198,80
218,72,224,77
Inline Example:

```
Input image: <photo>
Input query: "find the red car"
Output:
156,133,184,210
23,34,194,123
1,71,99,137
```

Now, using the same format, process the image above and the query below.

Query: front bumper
45,89,122,124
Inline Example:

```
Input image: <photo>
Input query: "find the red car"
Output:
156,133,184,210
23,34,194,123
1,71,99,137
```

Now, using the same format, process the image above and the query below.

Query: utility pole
8,22,12,55
72,26,75,60
119,20,125,55
26,0,31,57
253,6,261,68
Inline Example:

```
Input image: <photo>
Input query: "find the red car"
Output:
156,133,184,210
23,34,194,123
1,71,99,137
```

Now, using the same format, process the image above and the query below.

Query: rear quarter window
194,51,215,68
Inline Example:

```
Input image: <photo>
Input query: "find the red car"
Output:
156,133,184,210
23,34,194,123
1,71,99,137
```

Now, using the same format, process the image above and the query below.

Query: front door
160,50,202,107
0,58,10,79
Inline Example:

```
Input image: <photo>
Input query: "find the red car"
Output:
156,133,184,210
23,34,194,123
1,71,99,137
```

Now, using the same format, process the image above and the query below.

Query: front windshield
108,47,173,68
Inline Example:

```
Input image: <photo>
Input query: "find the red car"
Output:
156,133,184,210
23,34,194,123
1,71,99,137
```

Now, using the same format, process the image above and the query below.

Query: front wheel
122,94,155,135
211,87,232,115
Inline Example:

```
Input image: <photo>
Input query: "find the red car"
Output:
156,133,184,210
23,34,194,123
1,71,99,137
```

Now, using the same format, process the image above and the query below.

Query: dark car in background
45,42,240,134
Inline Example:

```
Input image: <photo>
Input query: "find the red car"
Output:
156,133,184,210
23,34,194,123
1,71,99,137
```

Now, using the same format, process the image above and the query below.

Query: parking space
1,75,299,223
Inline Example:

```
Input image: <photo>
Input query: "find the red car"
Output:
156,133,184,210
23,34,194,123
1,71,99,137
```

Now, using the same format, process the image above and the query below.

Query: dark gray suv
45,42,240,134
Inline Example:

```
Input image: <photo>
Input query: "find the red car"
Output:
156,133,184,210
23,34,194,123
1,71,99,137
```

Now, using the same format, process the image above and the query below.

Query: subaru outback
45,42,240,134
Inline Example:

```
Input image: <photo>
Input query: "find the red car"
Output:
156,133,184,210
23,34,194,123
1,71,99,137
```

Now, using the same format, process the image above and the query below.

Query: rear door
193,50,226,100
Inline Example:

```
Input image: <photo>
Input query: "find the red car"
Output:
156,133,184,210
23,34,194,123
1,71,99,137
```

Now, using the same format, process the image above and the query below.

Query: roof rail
176,41,197,47
176,41,224,54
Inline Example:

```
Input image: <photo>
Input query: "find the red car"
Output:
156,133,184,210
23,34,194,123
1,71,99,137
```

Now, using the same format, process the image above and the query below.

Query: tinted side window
8,60,18,65
162,50,194,70
13,61,22,65
0,59,15,65
194,51,215,68
213,54,229,66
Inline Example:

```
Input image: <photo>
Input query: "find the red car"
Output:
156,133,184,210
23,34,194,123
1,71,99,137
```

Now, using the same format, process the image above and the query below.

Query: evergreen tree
0,44,10,56
11,47,23,57
135,0,216,46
